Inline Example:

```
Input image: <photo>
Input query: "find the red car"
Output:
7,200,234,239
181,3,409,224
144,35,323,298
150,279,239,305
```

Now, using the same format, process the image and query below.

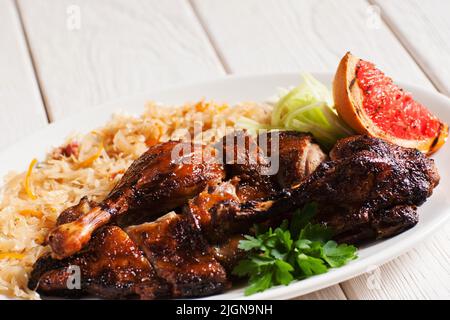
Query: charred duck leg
29,226,170,299
298,135,440,243
263,135,440,244
30,214,230,299
126,213,229,298
48,141,225,259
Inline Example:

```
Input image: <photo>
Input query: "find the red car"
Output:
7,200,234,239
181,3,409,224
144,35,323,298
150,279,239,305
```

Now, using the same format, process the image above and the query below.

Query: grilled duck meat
31,132,439,299
48,141,225,259
185,131,326,242
30,214,229,299
126,213,229,297
184,179,244,242
266,131,328,188
212,234,247,272
29,226,170,299
307,135,439,243
30,131,325,299
191,134,439,245
217,131,278,201
264,135,440,244
217,131,327,197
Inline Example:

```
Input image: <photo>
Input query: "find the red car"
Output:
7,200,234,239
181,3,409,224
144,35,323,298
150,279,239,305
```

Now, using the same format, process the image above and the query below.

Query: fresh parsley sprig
232,203,358,296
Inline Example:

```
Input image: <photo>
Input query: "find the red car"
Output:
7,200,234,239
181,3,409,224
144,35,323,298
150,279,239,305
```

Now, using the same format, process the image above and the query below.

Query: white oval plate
1,73,449,300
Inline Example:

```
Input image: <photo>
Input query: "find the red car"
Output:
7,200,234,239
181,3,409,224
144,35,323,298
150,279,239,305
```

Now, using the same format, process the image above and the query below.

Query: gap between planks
13,0,52,123
188,0,232,74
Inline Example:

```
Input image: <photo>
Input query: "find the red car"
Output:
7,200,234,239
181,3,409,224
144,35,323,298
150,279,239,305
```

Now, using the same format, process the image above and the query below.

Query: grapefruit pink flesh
356,60,441,141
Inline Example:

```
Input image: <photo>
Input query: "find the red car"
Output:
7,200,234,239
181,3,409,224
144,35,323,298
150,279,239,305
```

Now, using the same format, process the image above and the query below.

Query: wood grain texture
17,0,225,121
191,0,431,86
192,0,450,299
0,0,47,150
294,285,347,300
374,0,450,96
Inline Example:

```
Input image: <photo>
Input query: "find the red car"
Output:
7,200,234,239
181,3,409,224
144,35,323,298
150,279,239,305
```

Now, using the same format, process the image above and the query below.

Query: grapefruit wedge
333,52,448,155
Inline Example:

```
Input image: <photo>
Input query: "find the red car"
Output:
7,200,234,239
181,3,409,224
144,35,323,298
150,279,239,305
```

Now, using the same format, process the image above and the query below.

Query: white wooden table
1,0,449,300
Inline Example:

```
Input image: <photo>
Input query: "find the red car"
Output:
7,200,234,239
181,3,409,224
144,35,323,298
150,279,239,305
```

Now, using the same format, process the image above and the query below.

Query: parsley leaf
246,270,273,296
321,241,357,268
297,253,328,276
232,203,358,295
238,235,263,251
274,260,294,285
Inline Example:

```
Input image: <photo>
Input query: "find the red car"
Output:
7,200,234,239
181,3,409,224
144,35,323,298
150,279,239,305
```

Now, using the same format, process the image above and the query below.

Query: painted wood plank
374,0,450,96
192,0,450,299
17,0,225,121
295,285,347,300
0,0,47,150
191,0,431,86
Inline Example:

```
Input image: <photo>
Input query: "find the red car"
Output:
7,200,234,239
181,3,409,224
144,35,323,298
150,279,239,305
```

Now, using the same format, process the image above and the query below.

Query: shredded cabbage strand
238,74,353,149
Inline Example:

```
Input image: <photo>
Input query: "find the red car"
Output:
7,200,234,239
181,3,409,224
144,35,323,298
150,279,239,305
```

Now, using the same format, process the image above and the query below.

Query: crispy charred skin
29,226,170,299
266,131,328,188
186,131,327,243
332,205,419,244
216,131,278,201
48,141,225,259
126,213,230,298
276,135,440,244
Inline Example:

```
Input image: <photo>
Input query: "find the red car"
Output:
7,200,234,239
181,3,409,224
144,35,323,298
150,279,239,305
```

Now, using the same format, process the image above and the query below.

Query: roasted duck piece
190,134,439,245
30,131,325,299
29,226,170,299
48,141,225,259
212,234,247,272
266,131,328,188
308,135,439,243
216,130,277,201
216,131,327,198
30,214,230,299
185,131,327,242
126,212,229,297
267,135,440,243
